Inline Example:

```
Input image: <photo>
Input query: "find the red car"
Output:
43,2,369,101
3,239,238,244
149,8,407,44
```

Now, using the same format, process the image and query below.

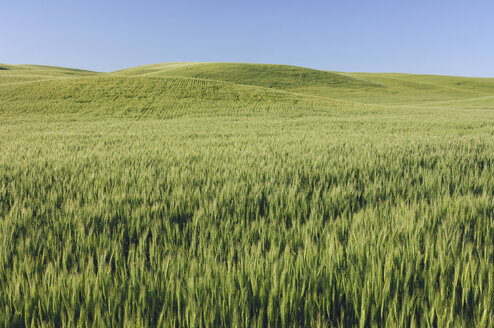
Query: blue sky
2,0,493,76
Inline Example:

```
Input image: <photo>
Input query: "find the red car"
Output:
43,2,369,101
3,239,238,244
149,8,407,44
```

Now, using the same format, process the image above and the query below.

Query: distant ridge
1,61,494,113
114,62,494,105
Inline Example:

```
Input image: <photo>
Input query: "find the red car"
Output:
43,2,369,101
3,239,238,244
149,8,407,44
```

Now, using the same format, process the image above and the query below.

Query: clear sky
2,0,493,76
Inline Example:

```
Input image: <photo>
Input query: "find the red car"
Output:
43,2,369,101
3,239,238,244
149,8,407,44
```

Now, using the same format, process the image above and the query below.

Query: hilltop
0,63,98,85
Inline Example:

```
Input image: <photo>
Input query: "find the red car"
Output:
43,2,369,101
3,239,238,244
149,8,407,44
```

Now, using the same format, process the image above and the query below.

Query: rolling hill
114,62,494,105
0,75,361,118
2,62,494,117
0,63,98,85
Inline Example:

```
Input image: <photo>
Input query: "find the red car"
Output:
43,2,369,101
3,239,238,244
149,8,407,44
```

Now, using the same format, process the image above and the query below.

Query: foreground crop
1,110,493,326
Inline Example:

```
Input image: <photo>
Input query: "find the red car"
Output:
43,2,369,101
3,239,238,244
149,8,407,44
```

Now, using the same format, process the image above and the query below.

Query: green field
1,62,493,327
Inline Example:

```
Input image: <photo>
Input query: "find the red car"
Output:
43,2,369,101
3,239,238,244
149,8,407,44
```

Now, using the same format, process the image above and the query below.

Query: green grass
1,62,494,327
0,75,362,118
0,63,98,85
115,62,381,90
116,62,494,105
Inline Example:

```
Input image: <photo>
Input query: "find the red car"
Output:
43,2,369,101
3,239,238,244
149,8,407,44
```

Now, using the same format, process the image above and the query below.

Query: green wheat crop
0,63,493,327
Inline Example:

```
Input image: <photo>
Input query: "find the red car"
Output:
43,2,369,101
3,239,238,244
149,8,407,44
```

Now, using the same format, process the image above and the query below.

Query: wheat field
1,62,493,327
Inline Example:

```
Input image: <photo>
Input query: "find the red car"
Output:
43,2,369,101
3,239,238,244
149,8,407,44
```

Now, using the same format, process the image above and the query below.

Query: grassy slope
1,63,494,326
3,61,493,117
0,63,98,85
114,63,384,102
115,62,380,90
3,61,493,111
0,63,375,118
342,72,494,105
115,62,494,106
0,75,362,118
